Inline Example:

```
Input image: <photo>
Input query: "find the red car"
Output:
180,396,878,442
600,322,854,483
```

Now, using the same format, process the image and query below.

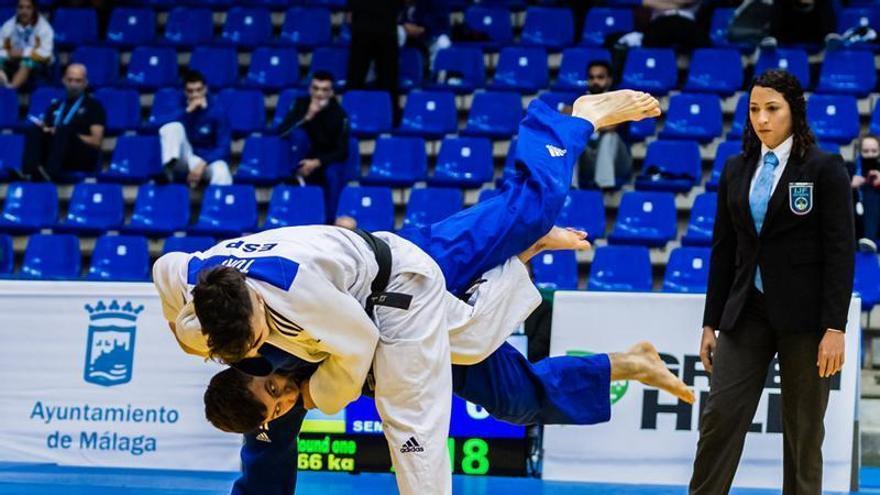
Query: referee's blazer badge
789,182,814,215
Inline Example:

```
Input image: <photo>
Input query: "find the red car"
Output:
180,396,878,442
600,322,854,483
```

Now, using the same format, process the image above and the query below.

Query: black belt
351,228,412,318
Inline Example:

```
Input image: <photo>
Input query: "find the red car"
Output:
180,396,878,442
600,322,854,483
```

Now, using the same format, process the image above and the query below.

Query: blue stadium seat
709,8,736,48
463,6,513,51
490,46,549,94
556,190,606,240
807,94,860,144
660,93,723,142
855,252,880,311
0,87,17,129
235,136,290,185
21,234,81,280
587,245,652,292
218,89,266,136
190,185,258,237
87,235,150,281
838,7,880,35
706,140,741,191
538,91,579,112
281,7,332,48
125,47,179,89
94,88,141,134
622,48,677,95
532,250,578,290
0,234,11,275
727,94,748,140
0,182,58,234
342,90,393,138
684,48,744,96
56,183,124,235
164,7,214,46
308,47,349,88
52,8,98,47
399,47,425,92
220,7,272,47
431,46,486,94
244,47,299,90
663,247,711,293
872,100,880,135
189,47,238,88
553,47,611,92
106,7,156,46
336,186,394,231
626,117,656,142
125,184,190,236
163,235,216,255
401,187,463,231
819,141,842,155
71,46,119,87
100,135,162,183
581,8,633,46
681,192,717,246
431,137,493,187
754,48,810,89
263,185,326,228
363,136,427,187
145,87,184,131
25,87,64,124
272,88,305,129
0,134,23,179
398,90,457,139
520,7,573,50
463,91,523,139
817,49,877,97
635,140,702,193
302,0,346,9
608,191,677,247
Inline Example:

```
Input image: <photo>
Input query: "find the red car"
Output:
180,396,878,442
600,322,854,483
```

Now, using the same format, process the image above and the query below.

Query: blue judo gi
232,100,612,495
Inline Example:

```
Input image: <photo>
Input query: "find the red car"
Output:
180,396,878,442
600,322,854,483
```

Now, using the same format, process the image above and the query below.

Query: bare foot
537,226,591,251
628,341,696,404
572,90,661,130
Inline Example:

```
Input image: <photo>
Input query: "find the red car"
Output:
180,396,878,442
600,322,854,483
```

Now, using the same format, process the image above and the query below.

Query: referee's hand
817,329,845,378
699,326,717,373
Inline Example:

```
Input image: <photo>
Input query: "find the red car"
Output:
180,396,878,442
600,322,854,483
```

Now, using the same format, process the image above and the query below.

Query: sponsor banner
543,292,860,492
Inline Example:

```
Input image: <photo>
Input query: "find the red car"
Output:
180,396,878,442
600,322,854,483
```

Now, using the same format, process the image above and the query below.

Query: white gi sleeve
0,19,13,59
152,252,210,358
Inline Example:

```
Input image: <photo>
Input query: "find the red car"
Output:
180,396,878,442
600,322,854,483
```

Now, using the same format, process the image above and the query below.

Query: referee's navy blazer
703,145,855,334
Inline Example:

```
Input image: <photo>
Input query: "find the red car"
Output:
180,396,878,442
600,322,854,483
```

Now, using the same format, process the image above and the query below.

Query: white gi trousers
159,122,232,185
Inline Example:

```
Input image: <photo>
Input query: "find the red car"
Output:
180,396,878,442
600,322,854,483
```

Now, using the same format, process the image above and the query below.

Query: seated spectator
761,0,836,48
399,0,450,63
853,134,880,252
18,63,104,182
274,71,350,224
642,0,707,49
0,0,53,89
159,70,232,187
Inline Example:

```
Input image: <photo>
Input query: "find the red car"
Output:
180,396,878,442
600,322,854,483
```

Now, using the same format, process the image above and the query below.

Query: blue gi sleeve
231,405,307,495
202,106,231,164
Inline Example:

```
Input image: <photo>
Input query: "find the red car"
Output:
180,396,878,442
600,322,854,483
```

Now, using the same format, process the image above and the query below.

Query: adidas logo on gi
256,432,271,443
545,144,567,158
400,436,425,454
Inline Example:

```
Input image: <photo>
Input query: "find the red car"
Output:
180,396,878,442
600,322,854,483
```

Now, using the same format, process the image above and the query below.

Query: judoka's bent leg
232,405,307,495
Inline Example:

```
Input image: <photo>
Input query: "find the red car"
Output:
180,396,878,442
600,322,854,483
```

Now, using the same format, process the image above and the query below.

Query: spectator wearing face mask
852,135,880,252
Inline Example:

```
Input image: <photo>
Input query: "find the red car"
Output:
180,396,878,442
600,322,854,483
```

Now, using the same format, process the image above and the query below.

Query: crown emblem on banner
84,300,144,322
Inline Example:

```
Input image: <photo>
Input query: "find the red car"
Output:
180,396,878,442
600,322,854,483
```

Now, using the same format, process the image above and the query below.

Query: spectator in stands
347,0,401,117
159,70,232,187
275,71,350,224
853,135,880,252
0,0,53,90
18,63,104,182
761,0,836,48
575,61,632,191
399,0,450,63
641,0,708,49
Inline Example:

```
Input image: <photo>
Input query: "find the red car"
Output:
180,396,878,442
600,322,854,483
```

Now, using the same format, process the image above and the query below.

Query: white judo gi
153,225,540,495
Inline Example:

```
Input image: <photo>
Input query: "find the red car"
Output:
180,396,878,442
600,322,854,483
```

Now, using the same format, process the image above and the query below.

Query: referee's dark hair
192,266,255,364
204,368,266,434
742,69,816,165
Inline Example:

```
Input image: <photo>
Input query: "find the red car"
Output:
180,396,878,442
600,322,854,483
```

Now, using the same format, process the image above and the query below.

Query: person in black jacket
275,71,350,224
689,70,854,494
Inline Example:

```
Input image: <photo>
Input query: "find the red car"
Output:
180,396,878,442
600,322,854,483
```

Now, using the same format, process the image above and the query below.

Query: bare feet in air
538,226,591,251
571,90,662,130
627,341,696,404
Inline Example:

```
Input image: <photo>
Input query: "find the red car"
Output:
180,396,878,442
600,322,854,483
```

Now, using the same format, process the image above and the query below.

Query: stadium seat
71,46,119,87
727,94,749,139
490,46,549,94
163,235,216,255
399,47,425,92
431,137,493,187
398,90,457,139
621,48,677,95
520,7,573,50
189,185,258,237
635,140,702,193
100,135,161,183
302,0,346,9
855,252,880,311
52,8,98,47
125,46,178,89
145,87,184,131
608,191,677,247
581,8,634,46
706,140,741,191
587,245,652,292
553,47,611,92
106,7,156,46
532,250,578,290
708,8,736,48
25,87,64,124
189,47,238,88
754,48,810,89
659,93,723,142
556,190,606,240
807,94,860,144
817,49,877,97
431,46,486,94
87,235,150,281
280,7,332,48
125,184,190,236
0,182,58,234
218,89,266,136
21,234,81,280
164,7,214,46
263,185,326,228
336,186,394,232
243,47,299,90
94,88,141,134
681,192,717,247
0,87,17,129
627,117,656,142
663,247,711,293
463,91,523,139
308,47,349,88
272,88,305,129
342,90,393,138
819,141,842,155
462,6,513,51
401,187,463,231
538,91,580,112
872,100,880,135
363,136,427,187
220,7,272,47
684,48,744,96
235,136,290,185
0,134,23,178
0,234,11,275
838,7,880,34
56,183,124,235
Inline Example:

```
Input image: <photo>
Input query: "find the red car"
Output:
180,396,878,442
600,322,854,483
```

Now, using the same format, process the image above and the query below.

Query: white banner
0,281,241,471
544,292,860,492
